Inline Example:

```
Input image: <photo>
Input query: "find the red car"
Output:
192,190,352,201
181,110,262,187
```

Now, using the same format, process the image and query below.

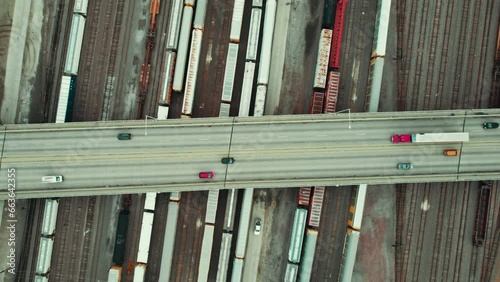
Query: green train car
112,210,130,265
323,0,337,28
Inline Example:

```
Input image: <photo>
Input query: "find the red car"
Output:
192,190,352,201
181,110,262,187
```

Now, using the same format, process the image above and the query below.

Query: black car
221,157,235,164
117,133,132,140
483,122,499,129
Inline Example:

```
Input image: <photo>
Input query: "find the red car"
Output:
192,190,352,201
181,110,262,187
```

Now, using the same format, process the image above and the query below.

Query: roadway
0,109,499,199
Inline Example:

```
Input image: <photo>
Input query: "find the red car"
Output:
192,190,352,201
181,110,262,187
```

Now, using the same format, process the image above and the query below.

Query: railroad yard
0,0,499,280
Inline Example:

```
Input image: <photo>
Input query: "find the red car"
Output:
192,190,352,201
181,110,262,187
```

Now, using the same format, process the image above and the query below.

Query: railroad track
461,1,482,108
394,184,405,281
399,0,418,111
435,0,454,110
395,0,406,110
79,196,97,278
429,183,446,281
144,194,169,281
480,181,499,281
411,184,431,281
401,183,418,281
452,182,471,281
51,198,72,280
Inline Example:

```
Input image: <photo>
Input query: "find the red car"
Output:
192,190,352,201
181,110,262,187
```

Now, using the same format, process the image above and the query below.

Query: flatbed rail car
473,182,492,246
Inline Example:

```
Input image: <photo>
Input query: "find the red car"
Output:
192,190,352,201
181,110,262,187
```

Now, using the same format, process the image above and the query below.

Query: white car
42,176,63,183
254,219,262,235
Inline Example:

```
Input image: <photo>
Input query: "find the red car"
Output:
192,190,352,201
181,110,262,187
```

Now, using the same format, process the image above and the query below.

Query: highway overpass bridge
1,109,499,199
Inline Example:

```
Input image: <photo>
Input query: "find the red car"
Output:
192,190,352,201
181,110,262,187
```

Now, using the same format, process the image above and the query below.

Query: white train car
198,225,215,281
144,192,157,211
299,229,318,282
170,192,181,202
254,85,266,116
235,188,254,258
166,0,184,50
172,6,193,92
371,0,391,58
348,184,367,231
55,75,76,123
221,43,239,103
193,0,208,30
239,62,255,117
160,51,176,105
246,9,262,61
157,105,169,120
313,29,332,89
35,276,49,282
224,189,238,232
219,103,231,117
365,57,384,112
231,257,244,282
206,190,219,224
182,29,203,115
284,263,298,282
137,212,154,264
288,208,307,264
36,237,54,274
230,0,245,42
42,199,59,236
133,263,146,282
107,266,122,282
158,202,180,282
252,0,263,7
338,229,361,282
184,0,196,6
216,232,233,281
64,14,86,75
73,0,88,15
257,0,276,85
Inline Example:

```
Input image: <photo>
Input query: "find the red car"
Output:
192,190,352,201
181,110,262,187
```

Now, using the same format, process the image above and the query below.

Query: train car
35,276,49,282
322,0,336,28
308,186,325,228
224,189,238,232
206,190,219,224
36,237,54,275
325,71,340,113
198,225,215,281
182,29,203,115
159,51,176,106
257,0,277,85
137,212,154,264
144,192,157,211
235,188,254,258
221,43,239,102
73,0,89,15
157,105,169,120
284,263,298,282
107,265,122,282
166,0,184,50
310,92,325,114
216,232,233,281
338,229,360,282
133,263,146,282
329,0,348,69
254,85,266,116
288,208,308,264
239,62,256,116
473,183,491,246
64,14,86,75
299,229,318,282
172,6,194,92
246,9,262,61
42,199,59,236
55,75,76,123
184,0,196,6
297,187,311,206
365,57,384,112
230,0,245,42
252,0,263,7
193,0,208,30
170,191,181,202
231,257,244,282
112,210,130,265
348,184,367,231
371,0,391,58
219,102,231,117
313,29,332,89
158,201,180,282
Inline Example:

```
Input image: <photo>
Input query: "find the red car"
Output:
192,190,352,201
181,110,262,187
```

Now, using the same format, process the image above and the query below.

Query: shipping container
56,75,76,123
219,103,231,117
365,57,383,112
216,233,233,281
231,258,244,282
329,0,348,69
166,0,184,50
36,237,54,274
322,0,336,28
348,184,367,230
297,187,311,206
170,191,181,201
198,225,215,281
64,14,86,75
313,29,332,89
288,208,307,264
137,212,154,263
224,189,238,232
338,229,360,282
144,192,157,211
172,6,193,91
221,43,239,102
159,202,179,282
411,132,470,143
284,263,298,282
246,9,262,61
134,264,146,282
252,0,263,7
73,0,88,15
299,229,318,282
182,29,203,115
371,0,391,58
193,0,208,30
157,105,169,120
308,186,325,228
310,92,325,114
235,188,254,258
185,0,196,6
257,0,276,85
254,85,266,116
35,276,49,282
42,199,59,236
325,71,340,113
239,62,256,117
160,51,176,105
230,0,245,42
206,190,219,224
113,210,130,265
108,266,122,282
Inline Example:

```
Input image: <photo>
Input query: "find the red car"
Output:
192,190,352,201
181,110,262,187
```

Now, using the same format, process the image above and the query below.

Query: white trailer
216,233,233,281
108,266,122,282
219,103,231,117
42,199,59,236
159,202,179,282
411,132,470,143
160,51,176,105
193,0,208,30
221,43,239,102
36,237,54,274
205,190,219,224
230,0,245,42
166,0,184,50
137,212,154,263
198,225,215,281
73,0,88,15
231,257,244,282
182,29,203,115
157,105,169,120
133,263,146,282
144,192,157,211
239,62,256,117
172,6,193,91
254,85,266,116
235,188,254,258
257,0,276,85
65,14,86,75
313,29,332,89
246,9,262,61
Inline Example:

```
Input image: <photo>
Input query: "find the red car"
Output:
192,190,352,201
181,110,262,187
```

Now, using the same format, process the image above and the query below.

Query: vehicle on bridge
392,133,469,143
117,133,132,140
483,122,499,129
397,163,414,170
42,176,63,183
199,171,215,179
444,149,459,156
221,157,235,164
